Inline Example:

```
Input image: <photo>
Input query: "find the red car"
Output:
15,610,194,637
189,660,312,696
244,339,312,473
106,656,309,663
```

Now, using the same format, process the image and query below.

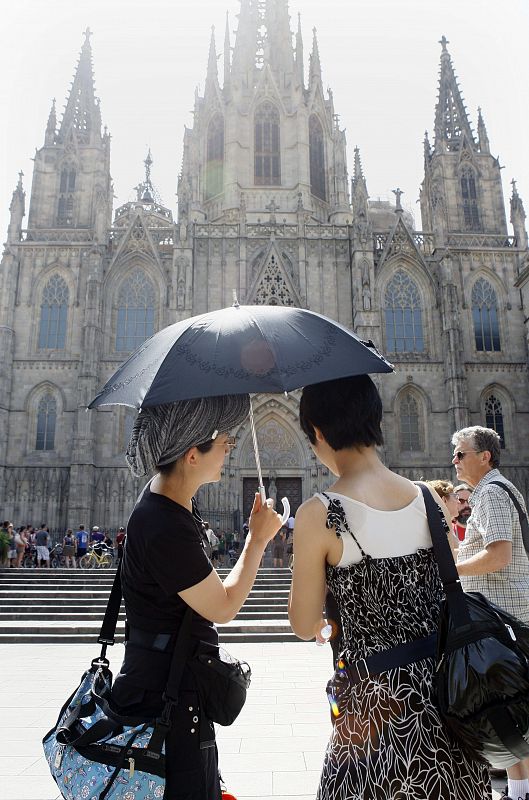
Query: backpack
419,484,529,768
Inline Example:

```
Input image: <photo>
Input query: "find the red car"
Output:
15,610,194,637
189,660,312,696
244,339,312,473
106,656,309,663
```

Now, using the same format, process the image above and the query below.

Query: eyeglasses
212,436,236,449
457,497,470,504
452,450,482,461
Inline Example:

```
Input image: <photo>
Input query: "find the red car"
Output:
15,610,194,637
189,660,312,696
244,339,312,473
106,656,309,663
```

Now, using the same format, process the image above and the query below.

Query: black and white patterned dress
317,493,491,800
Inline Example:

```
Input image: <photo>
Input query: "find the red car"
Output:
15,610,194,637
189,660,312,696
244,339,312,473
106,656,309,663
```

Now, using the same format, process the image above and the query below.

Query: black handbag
419,483,529,768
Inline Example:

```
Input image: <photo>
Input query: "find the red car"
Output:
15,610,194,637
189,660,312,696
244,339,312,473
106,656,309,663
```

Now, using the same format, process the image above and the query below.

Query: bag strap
489,481,529,556
417,483,471,625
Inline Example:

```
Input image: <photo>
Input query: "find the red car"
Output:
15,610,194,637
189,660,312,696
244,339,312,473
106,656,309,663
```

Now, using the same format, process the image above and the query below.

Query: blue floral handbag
43,560,183,800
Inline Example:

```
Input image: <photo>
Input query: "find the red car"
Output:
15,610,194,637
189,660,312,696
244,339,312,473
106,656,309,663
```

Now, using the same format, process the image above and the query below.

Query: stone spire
264,0,295,77
477,106,490,154
423,130,432,170
434,36,475,153
231,0,259,81
223,12,231,89
7,171,25,242
351,148,370,242
45,98,57,145
295,12,304,88
309,27,322,86
511,179,528,249
58,28,102,144
206,25,219,88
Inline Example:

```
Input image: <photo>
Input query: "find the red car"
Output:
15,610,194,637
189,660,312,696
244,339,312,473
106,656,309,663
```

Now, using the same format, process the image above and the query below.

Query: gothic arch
254,101,281,186
458,162,481,232
379,267,429,355
32,270,75,354
246,242,301,306
469,274,503,353
205,112,224,199
103,259,165,355
25,382,66,456
479,384,512,450
393,384,429,456
309,114,326,201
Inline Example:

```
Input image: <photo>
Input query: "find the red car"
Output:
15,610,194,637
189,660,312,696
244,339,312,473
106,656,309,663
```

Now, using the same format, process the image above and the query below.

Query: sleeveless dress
316,491,491,800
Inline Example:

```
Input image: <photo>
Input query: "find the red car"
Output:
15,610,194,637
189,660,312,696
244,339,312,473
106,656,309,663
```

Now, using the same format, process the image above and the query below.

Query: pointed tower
309,27,322,88
351,148,370,245
179,2,349,225
27,29,112,233
421,37,507,238
223,12,231,92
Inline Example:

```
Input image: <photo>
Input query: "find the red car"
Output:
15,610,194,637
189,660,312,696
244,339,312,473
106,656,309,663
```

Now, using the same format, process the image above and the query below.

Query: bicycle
79,544,113,569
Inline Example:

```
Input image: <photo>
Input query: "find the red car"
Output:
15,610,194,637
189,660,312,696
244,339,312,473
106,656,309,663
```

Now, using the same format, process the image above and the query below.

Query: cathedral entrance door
242,477,302,524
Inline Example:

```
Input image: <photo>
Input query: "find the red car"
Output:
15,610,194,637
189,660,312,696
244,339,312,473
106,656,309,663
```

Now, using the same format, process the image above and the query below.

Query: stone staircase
0,567,298,644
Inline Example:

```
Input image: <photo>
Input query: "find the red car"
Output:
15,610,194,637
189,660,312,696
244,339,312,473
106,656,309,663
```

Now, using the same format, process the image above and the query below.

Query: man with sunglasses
452,425,529,800
453,484,472,542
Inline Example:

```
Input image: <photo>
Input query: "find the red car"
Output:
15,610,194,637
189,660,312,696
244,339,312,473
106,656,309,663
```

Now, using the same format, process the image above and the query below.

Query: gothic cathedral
1,4,529,532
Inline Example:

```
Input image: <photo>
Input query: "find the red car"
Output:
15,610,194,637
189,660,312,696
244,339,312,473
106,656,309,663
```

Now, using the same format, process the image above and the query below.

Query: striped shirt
457,468,529,623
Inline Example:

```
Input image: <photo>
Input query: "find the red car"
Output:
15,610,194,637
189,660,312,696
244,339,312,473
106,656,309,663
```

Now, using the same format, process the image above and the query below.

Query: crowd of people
0,522,127,568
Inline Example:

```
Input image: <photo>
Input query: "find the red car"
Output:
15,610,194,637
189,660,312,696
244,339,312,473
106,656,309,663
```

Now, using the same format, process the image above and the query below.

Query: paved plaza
0,642,503,800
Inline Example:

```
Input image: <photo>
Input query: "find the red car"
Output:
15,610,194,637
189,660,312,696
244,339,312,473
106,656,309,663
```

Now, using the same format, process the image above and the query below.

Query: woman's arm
288,497,329,640
179,493,282,624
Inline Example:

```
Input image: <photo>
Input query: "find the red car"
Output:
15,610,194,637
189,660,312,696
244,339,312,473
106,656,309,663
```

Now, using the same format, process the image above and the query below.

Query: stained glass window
116,270,156,352
309,115,326,201
206,114,224,199
58,167,76,225
461,167,480,231
384,271,424,353
472,278,500,351
38,275,69,349
400,394,422,452
485,394,505,448
255,103,281,186
36,394,57,451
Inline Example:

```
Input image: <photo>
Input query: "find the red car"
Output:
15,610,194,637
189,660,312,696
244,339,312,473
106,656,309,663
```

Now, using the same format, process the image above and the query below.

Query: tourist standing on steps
35,524,50,568
288,375,491,800
62,528,76,568
452,425,529,800
110,395,282,799
75,525,88,567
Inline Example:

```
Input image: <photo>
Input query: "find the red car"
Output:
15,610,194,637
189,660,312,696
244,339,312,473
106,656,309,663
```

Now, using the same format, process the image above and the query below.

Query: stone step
0,619,292,634
0,590,289,601
0,596,287,608
0,631,300,644
0,609,289,620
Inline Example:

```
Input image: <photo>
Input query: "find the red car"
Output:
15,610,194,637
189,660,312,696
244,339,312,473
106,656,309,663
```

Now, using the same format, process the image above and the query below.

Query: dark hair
157,439,214,475
299,374,384,450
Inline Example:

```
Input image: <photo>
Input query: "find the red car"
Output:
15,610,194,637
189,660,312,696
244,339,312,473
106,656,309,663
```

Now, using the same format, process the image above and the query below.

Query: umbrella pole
248,396,291,525
249,397,267,505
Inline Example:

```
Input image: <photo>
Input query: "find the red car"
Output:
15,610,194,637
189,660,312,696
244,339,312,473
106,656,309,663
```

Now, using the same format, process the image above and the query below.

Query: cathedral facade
1,3,528,533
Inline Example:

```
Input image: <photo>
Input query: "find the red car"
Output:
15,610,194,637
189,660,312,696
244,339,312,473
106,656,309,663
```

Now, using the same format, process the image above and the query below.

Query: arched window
309,115,326,201
36,394,57,451
38,275,69,349
485,394,505,448
471,278,500,352
58,166,76,225
384,271,424,353
206,114,224,199
460,167,480,231
254,103,281,186
116,269,156,352
399,393,422,452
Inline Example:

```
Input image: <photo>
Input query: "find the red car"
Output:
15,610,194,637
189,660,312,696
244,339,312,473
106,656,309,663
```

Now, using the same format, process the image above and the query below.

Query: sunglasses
457,497,470,504
453,449,482,461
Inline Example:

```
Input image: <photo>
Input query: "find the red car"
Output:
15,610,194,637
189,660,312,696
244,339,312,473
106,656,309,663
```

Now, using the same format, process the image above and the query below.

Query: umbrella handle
258,488,291,526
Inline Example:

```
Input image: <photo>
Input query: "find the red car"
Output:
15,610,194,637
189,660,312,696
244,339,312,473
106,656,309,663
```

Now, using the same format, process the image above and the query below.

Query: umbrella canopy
89,304,393,410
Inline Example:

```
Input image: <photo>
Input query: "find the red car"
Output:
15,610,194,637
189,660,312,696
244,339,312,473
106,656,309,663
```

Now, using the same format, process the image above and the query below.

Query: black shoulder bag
43,558,251,798
419,483,529,768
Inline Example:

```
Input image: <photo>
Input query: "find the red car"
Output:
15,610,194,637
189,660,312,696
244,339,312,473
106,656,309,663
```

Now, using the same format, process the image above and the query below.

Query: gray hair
451,426,501,469
126,394,250,477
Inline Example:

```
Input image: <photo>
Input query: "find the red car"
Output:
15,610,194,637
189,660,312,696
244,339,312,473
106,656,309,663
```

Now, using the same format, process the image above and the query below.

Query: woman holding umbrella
110,394,282,800
288,375,490,800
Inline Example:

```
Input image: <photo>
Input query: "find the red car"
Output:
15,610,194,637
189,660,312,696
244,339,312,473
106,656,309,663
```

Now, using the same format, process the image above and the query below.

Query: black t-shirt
121,484,217,646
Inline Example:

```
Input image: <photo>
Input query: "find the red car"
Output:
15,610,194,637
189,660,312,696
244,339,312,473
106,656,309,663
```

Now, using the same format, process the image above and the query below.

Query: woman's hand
248,492,283,547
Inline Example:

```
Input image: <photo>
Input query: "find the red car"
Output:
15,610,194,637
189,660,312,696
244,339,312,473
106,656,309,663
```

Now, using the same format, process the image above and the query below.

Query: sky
1,0,528,237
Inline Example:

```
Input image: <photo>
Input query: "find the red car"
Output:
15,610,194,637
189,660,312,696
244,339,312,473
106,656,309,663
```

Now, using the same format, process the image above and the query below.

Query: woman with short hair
288,374,490,800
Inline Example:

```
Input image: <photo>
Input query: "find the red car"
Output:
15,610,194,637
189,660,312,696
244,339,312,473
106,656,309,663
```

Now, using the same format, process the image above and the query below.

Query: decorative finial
392,188,404,211
144,148,153,184
439,35,449,52
232,290,240,308
83,27,92,42
511,178,518,195
17,170,24,186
